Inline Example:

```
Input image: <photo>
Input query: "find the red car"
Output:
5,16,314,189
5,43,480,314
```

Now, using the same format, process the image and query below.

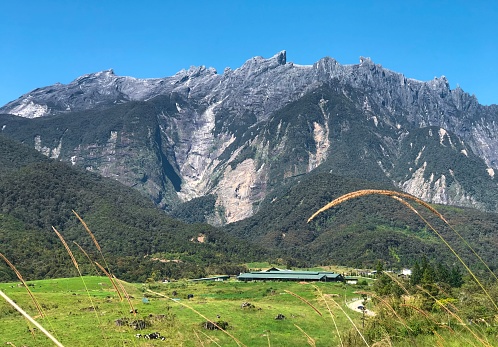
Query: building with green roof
237,269,344,282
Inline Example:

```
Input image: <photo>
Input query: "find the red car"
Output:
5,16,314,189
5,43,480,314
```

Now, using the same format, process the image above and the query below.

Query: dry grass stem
308,190,498,311
293,323,316,347
391,194,498,283
112,275,136,316
73,241,100,274
72,210,101,251
370,337,392,347
52,227,109,347
402,304,477,347
313,285,343,347
328,296,370,347
416,286,491,347
52,226,79,271
444,224,498,282
434,338,445,347
73,210,114,280
381,271,410,296
0,252,44,318
391,197,498,312
0,290,64,347
199,330,222,347
369,293,412,332
193,329,206,347
307,189,446,224
146,289,247,347
94,262,124,302
284,289,323,316
432,330,446,347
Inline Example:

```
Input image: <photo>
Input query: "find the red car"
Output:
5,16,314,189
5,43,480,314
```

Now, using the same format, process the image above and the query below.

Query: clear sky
1,0,497,106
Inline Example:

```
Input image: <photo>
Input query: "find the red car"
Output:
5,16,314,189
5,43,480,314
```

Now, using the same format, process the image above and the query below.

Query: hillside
223,170,498,272
0,135,266,282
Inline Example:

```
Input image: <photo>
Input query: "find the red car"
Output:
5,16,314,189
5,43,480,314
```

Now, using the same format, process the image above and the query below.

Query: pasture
0,276,365,346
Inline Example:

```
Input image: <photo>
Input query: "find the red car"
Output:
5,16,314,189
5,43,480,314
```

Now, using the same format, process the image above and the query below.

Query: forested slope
0,135,267,282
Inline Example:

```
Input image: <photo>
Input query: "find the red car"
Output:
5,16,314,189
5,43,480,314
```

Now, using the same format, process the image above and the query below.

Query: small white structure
401,268,412,276
346,278,358,285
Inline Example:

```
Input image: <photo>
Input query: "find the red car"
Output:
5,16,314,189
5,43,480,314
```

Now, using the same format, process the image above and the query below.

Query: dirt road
347,299,376,316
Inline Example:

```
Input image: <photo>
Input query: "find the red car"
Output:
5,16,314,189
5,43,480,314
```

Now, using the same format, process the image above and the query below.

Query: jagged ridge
1,51,498,224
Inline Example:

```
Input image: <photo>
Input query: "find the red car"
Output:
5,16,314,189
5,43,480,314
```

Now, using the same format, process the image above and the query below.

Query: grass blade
293,323,316,346
0,290,64,347
308,190,498,311
284,289,322,316
0,252,44,318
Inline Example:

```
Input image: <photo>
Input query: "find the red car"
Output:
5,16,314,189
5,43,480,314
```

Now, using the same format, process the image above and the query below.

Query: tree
449,266,463,288
411,261,422,286
375,260,384,278
421,264,436,285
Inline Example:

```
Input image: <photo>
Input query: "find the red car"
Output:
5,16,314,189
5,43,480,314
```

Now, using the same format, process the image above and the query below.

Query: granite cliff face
1,51,498,224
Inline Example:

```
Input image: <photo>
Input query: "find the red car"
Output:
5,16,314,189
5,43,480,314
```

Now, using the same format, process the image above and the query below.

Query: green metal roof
237,270,343,281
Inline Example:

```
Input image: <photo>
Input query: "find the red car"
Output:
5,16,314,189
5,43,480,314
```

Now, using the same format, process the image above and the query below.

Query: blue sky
1,0,497,106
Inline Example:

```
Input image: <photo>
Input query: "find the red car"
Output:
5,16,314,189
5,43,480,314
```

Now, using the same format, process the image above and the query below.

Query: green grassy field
0,276,369,346
2,276,494,346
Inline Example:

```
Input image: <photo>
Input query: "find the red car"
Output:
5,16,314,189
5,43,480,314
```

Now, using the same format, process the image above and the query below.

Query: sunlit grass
0,276,364,346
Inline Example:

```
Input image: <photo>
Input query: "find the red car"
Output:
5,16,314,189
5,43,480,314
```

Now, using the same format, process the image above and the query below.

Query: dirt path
347,299,376,316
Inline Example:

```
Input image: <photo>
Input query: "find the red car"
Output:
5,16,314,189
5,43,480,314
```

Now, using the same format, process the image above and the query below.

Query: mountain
1,51,498,226
0,135,265,282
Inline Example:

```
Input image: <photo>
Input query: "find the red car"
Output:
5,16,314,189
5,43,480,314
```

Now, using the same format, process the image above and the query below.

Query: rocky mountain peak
2,50,498,225
274,50,287,65
72,68,117,85
176,65,217,78
236,50,288,76
359,56,374,66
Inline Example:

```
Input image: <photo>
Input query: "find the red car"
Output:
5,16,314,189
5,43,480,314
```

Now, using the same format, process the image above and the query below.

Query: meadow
1,275,370,346
3,274,498,347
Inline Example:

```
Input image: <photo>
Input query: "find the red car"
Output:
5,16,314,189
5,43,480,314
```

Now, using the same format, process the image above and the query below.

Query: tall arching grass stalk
112,274,136,317
415,285,492,347
72,211,125,304
391,196,498,312
284,289,322,316
0,290,64,347
368,293,412,332
73,241,100,275
293,323,316,346
52,226,109,347
94,261,124,302
0,252,44,318
327,296,370,346
198,329,222,346
308,189,498,311
193,329,206,347
313,285,344,347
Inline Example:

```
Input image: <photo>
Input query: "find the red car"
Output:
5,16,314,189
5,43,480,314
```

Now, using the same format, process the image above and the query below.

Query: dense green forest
0,135,268,282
